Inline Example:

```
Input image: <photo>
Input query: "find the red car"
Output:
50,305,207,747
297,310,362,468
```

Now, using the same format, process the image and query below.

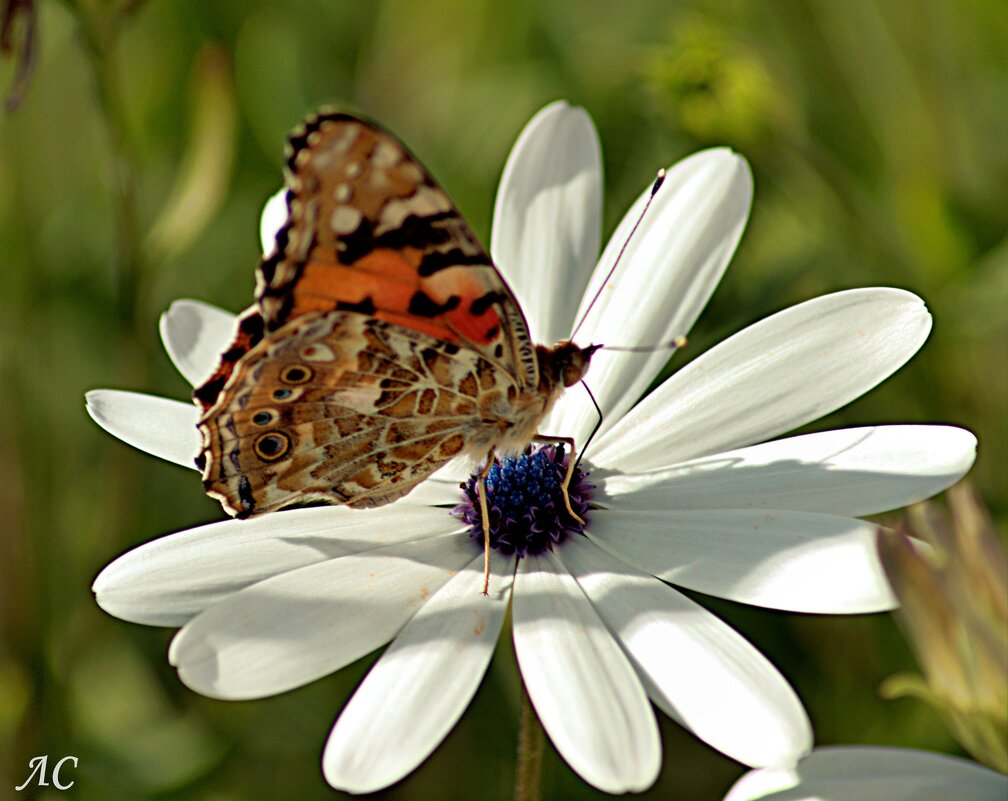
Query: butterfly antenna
570,168,666,342
602,334,688,353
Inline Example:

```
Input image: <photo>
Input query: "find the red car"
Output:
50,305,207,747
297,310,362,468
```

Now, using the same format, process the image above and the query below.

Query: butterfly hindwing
198,311,525,517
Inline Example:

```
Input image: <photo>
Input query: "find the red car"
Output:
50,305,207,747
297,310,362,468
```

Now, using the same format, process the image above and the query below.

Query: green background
1,0,1005,798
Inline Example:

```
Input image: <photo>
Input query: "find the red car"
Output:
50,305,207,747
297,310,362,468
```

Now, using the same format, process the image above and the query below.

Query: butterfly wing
198,311,516,517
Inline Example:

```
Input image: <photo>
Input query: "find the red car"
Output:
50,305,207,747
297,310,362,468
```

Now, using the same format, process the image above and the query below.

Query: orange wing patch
285,247,508,346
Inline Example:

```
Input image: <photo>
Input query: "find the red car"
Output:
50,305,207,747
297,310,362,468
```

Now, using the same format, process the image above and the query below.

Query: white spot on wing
302,343,337,362
328,127,358,156
377,186,453,233
330,206,363,234
372,139,401,168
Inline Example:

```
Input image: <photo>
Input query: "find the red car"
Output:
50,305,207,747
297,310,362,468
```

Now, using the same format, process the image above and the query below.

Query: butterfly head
537,341,602,390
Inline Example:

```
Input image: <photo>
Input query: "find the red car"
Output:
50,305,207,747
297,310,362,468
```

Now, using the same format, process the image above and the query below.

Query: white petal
323,552,513,793
168,533,476,700
587,509,896,613
159,300,237,387
93,504,459,626
491,100,602,344
592,288,932,472
598,426,977,517
563,536,810,768
86,390,200,468
548,148,752,445
512,551,659,793
259,188,289,256
723,746,1008,801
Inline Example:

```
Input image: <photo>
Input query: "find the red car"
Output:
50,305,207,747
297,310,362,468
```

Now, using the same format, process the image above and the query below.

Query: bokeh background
0,0,1005,799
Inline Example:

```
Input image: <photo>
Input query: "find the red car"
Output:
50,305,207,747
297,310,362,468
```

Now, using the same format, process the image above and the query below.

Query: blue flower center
452,444,593,557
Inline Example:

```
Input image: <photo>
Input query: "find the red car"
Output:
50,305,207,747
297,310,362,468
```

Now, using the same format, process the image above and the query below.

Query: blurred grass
0,0,1005,799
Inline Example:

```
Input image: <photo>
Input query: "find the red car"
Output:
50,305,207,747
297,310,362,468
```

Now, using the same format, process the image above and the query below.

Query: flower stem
514,680,544,801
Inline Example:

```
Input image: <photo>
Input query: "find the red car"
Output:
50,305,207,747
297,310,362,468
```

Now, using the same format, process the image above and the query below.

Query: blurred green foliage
0,0,1005,799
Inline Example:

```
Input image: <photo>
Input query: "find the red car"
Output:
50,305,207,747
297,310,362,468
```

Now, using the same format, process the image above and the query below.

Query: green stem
514,680,544,801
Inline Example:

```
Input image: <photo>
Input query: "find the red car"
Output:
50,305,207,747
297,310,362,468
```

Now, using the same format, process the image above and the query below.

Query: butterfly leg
532,434,585,526
477,449,495,595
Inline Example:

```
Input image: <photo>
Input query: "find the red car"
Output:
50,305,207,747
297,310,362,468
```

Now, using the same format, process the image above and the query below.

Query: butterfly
193,110,599,591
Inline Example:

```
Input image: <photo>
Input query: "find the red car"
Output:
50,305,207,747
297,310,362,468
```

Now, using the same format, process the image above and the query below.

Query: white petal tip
158,299,237,386
84,389,201,468
260,188,289,257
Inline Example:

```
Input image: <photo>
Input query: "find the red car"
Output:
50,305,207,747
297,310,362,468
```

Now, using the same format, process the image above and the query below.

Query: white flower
86,101,977,794
723,746,1008,801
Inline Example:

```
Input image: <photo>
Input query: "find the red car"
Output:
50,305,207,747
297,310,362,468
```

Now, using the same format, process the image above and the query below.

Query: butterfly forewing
256,112,538,388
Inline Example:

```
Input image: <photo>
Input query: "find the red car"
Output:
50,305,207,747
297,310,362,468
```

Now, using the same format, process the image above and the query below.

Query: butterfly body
195,111,597,520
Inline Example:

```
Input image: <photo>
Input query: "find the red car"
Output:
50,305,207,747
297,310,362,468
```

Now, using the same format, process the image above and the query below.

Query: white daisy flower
723,746,1008,801
86,101,977,794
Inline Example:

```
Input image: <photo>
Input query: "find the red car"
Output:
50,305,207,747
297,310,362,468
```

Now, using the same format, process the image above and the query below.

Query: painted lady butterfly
194,110,599,589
